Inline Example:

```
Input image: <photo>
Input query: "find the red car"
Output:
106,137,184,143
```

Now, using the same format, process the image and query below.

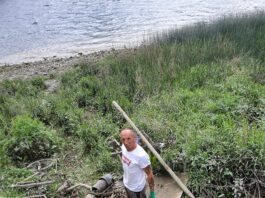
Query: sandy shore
0,48,126,81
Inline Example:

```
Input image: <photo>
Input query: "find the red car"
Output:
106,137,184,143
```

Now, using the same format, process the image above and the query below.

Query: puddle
147,173,188,198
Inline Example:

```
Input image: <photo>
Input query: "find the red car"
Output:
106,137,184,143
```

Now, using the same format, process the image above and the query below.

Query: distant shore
0,48,131,81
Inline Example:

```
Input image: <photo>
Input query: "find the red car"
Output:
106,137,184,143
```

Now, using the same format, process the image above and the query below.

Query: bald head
120,128,136,137
120,128,137,151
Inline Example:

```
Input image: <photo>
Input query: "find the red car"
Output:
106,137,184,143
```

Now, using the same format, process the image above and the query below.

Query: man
120,128,156,198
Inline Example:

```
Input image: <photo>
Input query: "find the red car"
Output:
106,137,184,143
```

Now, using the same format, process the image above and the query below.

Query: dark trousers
125,186,147,198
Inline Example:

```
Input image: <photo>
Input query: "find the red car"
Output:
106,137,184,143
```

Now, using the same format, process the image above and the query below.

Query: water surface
0,0,264,65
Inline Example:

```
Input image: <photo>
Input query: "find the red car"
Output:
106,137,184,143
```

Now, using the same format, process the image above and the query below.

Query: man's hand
150,191,156,198
143,165,155,191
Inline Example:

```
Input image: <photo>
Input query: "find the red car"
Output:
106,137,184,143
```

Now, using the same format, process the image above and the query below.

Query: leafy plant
6,115,60,163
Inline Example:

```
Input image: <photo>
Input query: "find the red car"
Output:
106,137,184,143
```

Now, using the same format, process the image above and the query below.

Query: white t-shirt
121,144,151,192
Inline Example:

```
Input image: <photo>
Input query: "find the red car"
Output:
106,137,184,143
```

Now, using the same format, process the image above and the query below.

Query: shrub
0,167,32,190
0,131,11,167
185,121,265,198
1,80,36,97
33,97,82,136
32,98,56,125
78,115,119,154
94,149,121,173
6,115,60,163
131,72,265,197
75,76,102,108
30,76,46,90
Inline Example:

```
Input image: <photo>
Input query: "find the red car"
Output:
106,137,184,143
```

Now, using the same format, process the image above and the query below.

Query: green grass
0,12,265,197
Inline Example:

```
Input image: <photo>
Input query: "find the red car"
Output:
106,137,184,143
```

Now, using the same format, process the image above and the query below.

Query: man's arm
143,165,155,192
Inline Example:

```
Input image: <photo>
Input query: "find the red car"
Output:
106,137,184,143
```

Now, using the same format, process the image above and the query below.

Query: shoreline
0,48,129,81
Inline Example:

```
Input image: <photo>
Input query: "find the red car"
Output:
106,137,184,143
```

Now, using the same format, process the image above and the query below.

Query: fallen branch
66,183,92,192
24,195,47,198
11,180,53,188
27,158,56,171
19,172,41,183
65,183,114,197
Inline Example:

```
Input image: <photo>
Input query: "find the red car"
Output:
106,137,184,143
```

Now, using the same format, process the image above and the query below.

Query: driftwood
58,182,113,197
61,179,127,198
24,195,47,198
27,158,56,171
11,180,53,188
66,183,92,192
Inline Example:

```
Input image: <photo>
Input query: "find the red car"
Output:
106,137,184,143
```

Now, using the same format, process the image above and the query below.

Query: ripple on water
0,0,265,65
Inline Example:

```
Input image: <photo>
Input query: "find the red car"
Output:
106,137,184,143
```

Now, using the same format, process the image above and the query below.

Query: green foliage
1,12,265,197
32,97,83,136
6,115,60,163
186,122,265,197
60,67,81,88
0,79,38,97
75,76,103,108
0,130,11,167
0,191,24,198
30,76,46,90
132,69,265,197
179,62,233,89
78,115,119,154
94,149,121,173
0,167,32,190
0,113,9,135
156,11,265,62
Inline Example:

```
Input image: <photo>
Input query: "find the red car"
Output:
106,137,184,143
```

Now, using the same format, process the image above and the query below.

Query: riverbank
1,13,265,198
0,48,133,81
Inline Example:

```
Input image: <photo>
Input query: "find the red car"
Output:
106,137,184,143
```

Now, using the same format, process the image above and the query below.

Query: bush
30,76,46,90
78,115,119,154
131,72,265,197
94,149,121,173
32,98,56,125
6,115,60,163
0,167,32,190
32,97,82,136
186,121,265,198
1,80,36,97
75,76,103,108
0,130,11,167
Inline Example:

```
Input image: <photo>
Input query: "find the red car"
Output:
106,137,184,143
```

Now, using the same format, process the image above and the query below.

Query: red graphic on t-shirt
122,154,131,166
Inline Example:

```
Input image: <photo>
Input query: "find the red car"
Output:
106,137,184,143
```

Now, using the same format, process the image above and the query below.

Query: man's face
120,129,137,151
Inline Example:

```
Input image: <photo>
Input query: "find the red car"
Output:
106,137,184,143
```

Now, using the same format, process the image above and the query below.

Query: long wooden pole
112,101,195,198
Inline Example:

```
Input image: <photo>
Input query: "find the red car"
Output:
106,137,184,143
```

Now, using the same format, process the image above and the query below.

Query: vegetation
1,12,265,197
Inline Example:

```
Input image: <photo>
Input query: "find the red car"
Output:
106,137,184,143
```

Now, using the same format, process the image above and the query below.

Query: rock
44,79,60,93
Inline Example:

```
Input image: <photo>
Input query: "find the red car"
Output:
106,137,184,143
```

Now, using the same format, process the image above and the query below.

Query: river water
0,0,265,65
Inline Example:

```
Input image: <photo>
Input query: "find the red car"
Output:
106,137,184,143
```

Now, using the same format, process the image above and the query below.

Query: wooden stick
112,101,195,198
19,172,40,183
24,195,47,198
27,158,55,171
65,184,113,197
66,183,92,192
11,180,53,188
